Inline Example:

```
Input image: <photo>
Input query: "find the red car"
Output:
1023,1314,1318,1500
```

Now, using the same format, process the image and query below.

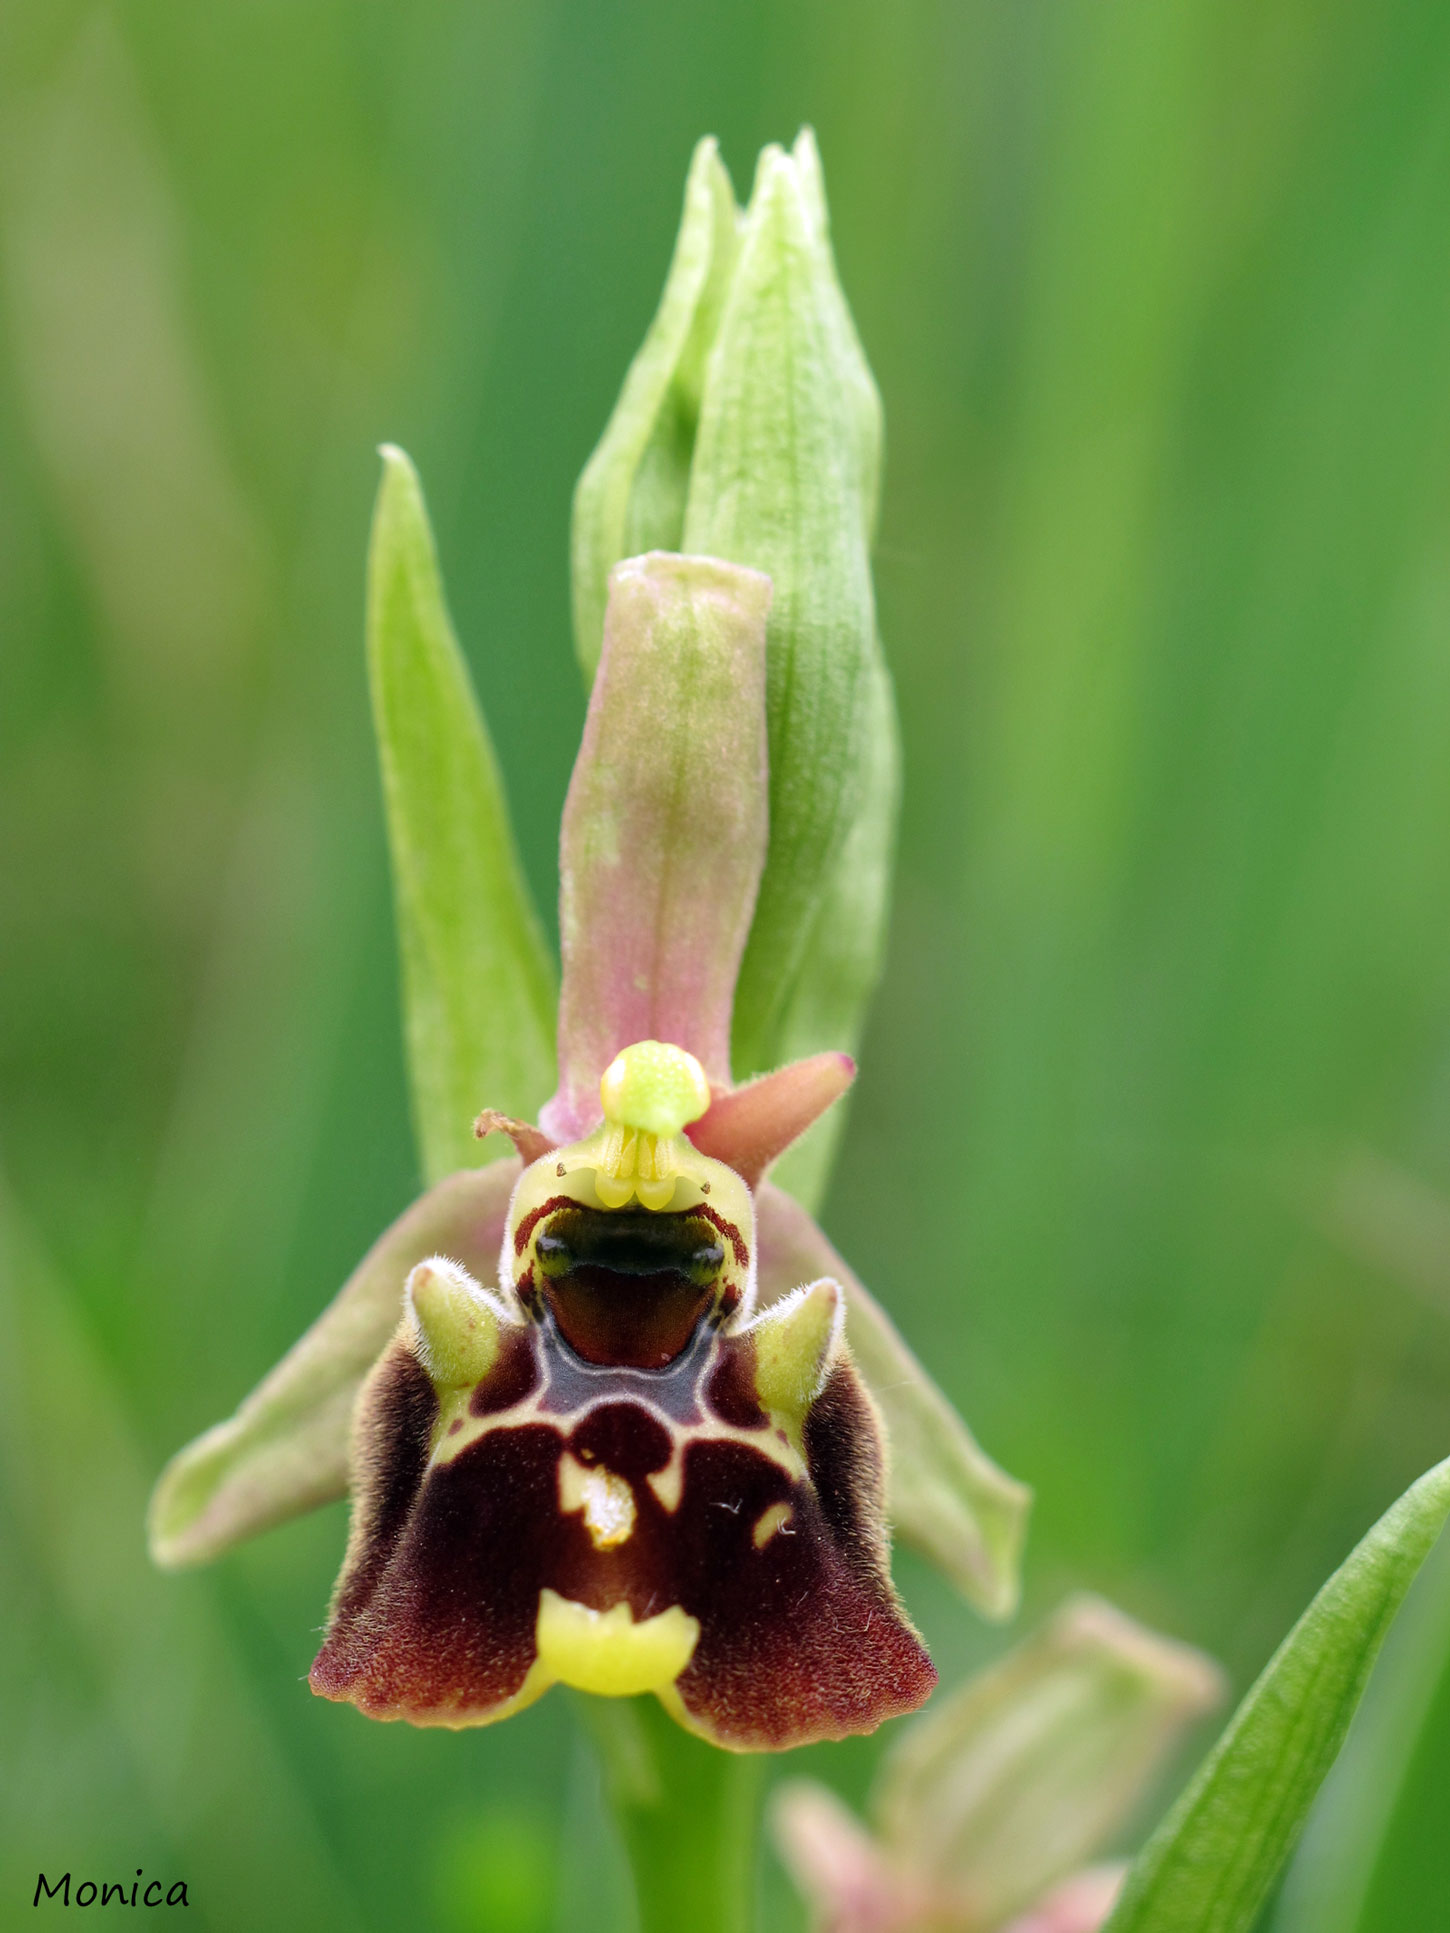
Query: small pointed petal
368,447,557,1181
472,1108,556,1166
755,1181,1032,1619
772,1782,927,1933
1002,1867,1127,1933
688,1052,855,1187
874,1596,1225,1929
542,553,772,1142
572,138,741,679
148,1161,519,1568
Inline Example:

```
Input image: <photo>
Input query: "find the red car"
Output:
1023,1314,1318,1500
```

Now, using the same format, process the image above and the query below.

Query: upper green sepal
368,445,557,1183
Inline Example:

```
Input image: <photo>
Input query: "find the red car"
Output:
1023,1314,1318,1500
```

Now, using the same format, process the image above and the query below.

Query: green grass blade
1104,1458,1450,1933
368,445,556,1182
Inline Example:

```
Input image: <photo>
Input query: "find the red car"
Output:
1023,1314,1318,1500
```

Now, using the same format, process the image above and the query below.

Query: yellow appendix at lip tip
534,1589,700,1696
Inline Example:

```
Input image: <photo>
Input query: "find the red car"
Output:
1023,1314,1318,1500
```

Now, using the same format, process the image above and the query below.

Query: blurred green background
5,1,1450,1927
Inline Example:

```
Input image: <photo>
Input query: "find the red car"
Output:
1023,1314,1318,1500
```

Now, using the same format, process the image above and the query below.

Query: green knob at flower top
600,1040,712,1138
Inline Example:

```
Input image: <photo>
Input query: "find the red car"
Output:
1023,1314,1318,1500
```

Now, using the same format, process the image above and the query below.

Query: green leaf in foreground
1103,1456,1450,1933
368,446,557,1182
1273,1521,1450,1933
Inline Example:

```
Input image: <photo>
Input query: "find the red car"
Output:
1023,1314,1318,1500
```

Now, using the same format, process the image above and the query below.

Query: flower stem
579,1695,761,1933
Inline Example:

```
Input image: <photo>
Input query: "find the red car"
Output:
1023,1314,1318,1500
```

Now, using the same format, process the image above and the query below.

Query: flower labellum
312,1042,935,1749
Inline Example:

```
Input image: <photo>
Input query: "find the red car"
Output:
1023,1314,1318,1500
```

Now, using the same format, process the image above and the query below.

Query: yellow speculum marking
534,1590,699,1696
559,1453,637,1550
752,1502,793,1548
646,1458,685,1512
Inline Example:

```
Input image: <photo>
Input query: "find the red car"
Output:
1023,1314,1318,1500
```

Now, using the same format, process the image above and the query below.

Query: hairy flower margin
148,134,1032,1750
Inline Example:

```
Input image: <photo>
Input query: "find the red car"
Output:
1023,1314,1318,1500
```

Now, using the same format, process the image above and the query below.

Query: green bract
571,140,739,672
368,447,556,1183
572,129,897,1209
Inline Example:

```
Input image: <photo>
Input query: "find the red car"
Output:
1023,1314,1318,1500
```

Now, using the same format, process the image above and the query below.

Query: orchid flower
773,1596,1224,1932
148,133,1029,1755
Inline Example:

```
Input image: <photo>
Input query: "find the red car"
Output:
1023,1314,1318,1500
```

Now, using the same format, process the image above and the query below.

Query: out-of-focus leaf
1273,1524,1450,1933
1104,1457,1450,1933
773,1598,1218,1933
0,1171,366,1927
148,1161,518,1567
571,137,740,680
755,1181,1030,1618
876,1596,1223,1930
771,1781,921,1933
368,446,557,1183
541,553,771,1142
684,137,885,1083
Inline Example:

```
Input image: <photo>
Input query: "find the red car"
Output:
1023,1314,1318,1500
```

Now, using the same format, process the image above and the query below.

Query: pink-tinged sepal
541,554,771,1143
688,1051,855,1186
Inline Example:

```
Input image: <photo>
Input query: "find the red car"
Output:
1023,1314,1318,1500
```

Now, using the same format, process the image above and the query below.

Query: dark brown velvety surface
313,1308,933,1746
